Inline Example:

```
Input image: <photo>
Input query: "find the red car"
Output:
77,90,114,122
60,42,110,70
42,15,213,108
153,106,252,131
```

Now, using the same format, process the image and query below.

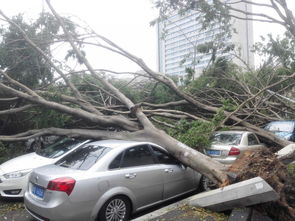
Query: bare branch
0,104,34,115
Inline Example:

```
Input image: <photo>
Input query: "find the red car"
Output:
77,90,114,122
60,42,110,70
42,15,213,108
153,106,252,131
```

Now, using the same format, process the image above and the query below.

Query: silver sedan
204,131,266,164
24,140,201,221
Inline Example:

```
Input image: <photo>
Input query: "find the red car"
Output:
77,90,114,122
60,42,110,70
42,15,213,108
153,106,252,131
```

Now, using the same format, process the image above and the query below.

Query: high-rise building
157,0,254,77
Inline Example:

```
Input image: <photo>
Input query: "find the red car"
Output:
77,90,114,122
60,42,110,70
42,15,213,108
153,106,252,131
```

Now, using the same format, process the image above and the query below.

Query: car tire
201,176,217,191
98,195,131,221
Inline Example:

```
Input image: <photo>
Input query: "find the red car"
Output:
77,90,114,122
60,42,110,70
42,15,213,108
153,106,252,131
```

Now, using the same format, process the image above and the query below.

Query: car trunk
205,144,233,158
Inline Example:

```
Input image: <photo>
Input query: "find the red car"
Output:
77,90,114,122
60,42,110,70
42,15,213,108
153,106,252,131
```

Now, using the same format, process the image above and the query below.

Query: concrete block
189,177,279,212
276,144,295,164
276,144,295,157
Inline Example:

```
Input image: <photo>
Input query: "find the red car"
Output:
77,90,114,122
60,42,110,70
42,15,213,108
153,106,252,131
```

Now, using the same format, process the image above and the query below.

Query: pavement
0,191,272,221
0,198,35,221
1,192,221,221
132,193,228,221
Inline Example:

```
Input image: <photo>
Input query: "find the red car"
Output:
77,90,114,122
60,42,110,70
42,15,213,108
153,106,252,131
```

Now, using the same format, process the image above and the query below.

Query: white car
0,138,90,198
204,131,266,164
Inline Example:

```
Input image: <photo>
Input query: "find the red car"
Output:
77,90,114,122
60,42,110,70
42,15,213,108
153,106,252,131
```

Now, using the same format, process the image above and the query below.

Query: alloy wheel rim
105,198,126,221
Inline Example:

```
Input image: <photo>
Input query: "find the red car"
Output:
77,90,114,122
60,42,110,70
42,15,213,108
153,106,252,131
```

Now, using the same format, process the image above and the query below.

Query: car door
150,145,196,200
244,133,265,152
107,145,164,209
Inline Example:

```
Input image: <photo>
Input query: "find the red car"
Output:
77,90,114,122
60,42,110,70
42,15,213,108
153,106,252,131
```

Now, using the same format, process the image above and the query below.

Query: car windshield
36,138,84,159
55,145,111,170
211,133,242,145
266,122,294,132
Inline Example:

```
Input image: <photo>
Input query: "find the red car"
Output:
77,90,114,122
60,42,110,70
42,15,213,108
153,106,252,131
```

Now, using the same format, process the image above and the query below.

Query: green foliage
254,32,295,70
168,120,214,150
0,142,7,164
287,163,295,178
185,58,241,91
111,77,180,104
222,99,237,112
0,13,76,88
31,107,71,129
0,141,25,164
168,109,226,151
149,81,180,104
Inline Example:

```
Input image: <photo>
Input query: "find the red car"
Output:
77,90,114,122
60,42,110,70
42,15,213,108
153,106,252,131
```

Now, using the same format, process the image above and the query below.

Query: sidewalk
132,194,228,221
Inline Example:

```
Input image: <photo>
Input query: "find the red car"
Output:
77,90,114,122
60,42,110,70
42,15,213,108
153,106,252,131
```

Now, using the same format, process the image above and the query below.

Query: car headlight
3,169,32,179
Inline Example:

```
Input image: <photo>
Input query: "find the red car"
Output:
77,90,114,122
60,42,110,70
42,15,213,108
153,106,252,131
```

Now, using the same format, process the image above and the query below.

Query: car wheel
201,176,217,191
98,196,131,221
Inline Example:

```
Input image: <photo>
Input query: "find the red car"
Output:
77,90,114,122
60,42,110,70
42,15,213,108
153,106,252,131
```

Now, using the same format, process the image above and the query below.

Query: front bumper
0,173,30,197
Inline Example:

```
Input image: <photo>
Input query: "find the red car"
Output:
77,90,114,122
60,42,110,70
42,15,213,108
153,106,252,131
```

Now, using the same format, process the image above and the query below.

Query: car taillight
228,147,240,156
47,177,76,196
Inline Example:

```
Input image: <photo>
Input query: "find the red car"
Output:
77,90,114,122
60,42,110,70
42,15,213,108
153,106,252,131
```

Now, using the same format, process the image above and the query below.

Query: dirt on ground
228,149,295,221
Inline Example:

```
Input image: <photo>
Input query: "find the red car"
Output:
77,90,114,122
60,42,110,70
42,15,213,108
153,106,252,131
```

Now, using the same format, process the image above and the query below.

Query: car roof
83,139,152,149
268,121,295,124
214,131,249,134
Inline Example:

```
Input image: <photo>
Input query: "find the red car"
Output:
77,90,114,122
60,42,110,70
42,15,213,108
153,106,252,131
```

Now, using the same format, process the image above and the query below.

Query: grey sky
1,0,294,72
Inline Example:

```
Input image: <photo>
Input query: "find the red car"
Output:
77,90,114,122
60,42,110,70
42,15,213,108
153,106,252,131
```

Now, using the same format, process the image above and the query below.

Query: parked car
25,135,60,152
0,138,90,198
24,140,202,221
264,121,295,142
204,131,265,164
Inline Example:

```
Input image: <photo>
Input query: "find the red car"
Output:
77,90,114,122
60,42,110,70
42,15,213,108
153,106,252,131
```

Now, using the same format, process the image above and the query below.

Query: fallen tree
0,2,294,219
0,0,294,185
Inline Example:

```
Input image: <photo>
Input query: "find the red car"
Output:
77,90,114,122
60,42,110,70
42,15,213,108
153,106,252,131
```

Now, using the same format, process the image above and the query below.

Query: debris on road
229,149,295,221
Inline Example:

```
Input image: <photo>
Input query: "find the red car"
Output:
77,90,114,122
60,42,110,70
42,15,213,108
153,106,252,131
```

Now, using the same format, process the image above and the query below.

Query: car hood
0,153,55,174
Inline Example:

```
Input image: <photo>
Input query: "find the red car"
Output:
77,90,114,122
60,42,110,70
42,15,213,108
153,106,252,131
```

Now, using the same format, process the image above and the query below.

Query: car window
248,134,259,145
121,145,155,168
56,145,110,170
36,138,84,159
266,122,295,132
211,133,242,145
151,146,179,165
109,152,123,170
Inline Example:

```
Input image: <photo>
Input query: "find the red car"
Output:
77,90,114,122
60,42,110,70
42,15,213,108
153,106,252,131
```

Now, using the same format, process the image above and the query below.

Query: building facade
157,0,254,77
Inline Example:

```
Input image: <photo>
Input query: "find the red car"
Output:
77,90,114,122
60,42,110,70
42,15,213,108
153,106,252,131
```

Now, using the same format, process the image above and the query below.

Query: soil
228,149,295,221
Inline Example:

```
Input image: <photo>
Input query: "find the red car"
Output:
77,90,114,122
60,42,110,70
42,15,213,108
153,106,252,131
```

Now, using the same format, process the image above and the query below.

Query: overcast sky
1,0,294,72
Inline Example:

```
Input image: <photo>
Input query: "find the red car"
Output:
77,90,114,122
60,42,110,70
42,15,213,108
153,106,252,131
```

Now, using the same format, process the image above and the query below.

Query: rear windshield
36,138,84,159
266,122,295,132
211,133,242,145
56,145,110,170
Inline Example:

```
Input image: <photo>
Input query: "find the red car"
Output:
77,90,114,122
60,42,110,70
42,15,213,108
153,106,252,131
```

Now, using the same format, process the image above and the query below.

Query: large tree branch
0,104,34,115
0,82,139,131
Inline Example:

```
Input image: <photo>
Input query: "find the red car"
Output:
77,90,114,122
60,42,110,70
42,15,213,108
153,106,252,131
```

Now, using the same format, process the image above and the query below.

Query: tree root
228,149,295,221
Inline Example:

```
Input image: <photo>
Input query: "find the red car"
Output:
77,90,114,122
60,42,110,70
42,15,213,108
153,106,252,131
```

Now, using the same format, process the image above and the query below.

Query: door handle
125,173,137,179
164,168,174,173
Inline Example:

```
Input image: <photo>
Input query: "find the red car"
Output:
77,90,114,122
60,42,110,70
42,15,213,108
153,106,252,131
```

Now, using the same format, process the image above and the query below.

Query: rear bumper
25,205,48,221
24,189,94,221
211,157,237,164
25,190,72,221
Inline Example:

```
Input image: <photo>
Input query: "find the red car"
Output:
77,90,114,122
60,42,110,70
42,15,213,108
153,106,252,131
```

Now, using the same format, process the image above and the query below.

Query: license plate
207,150,220,156
32,184,45,198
